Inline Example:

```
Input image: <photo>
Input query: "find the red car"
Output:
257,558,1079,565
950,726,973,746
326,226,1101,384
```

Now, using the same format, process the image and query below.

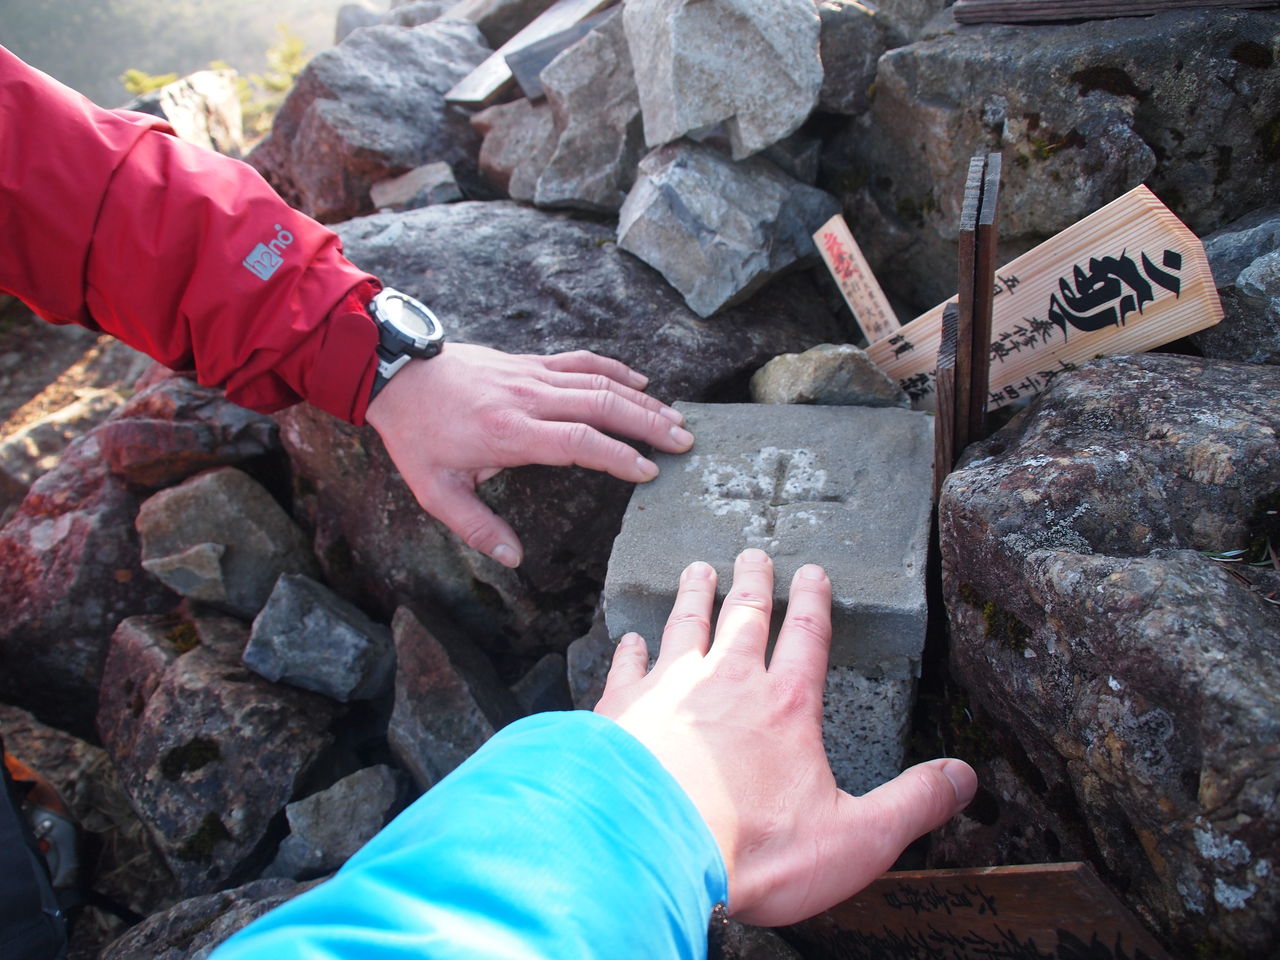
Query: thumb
841,758,978,877
419,473,524,568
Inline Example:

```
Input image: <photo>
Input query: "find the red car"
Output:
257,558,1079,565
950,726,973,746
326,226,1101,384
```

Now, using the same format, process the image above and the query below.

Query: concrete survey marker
604,402,934,677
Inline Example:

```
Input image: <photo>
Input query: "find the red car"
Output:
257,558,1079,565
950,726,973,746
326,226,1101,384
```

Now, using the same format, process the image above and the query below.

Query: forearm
0,45,379,423
211,711,727,960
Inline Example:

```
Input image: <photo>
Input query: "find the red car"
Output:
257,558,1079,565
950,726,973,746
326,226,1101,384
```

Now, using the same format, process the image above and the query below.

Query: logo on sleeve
242,225,295,281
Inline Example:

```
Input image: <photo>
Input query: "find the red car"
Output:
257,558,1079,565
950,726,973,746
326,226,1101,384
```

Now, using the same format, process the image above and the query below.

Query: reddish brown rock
97,616,338,897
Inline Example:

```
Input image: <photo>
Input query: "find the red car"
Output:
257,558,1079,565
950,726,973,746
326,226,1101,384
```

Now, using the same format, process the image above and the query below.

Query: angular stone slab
604,402,934,676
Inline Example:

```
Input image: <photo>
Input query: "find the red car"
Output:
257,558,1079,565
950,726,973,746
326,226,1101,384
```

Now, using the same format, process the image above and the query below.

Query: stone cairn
1,1,1277,957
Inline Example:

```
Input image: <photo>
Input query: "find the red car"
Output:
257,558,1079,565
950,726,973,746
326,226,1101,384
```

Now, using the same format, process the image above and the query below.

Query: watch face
384,294,432,336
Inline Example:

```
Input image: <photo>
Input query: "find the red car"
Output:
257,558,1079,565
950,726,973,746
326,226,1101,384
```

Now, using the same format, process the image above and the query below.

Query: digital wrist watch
367,287,445,402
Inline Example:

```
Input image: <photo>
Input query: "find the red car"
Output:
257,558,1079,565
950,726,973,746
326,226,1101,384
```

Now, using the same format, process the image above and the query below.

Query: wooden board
813,214,901,343
968,151,1002,441
866,185,1222,412
934,303,960,500
446,0,616,106
953,0,1280,23
786,863,1173,959
505,9,614,99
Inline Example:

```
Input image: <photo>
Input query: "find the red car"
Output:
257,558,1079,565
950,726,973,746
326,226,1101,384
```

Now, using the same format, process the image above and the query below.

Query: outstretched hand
593,549,978,927
365,343,694,568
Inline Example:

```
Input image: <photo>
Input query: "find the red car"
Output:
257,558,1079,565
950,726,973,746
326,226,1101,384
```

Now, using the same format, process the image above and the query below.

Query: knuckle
587,387,621,419
711,656,755,685
481,408,525,442
664,610,712,635
559,421,595,458
784,611,829,643
769,675,816,718
727,589,771,613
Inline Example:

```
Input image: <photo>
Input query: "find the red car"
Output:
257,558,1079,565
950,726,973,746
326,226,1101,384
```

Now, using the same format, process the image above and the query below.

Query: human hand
593,549,978,927
365,343,694,568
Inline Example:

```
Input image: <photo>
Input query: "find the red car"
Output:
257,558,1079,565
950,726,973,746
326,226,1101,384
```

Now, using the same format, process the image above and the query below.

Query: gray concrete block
823,666,914,796
603,402,933,676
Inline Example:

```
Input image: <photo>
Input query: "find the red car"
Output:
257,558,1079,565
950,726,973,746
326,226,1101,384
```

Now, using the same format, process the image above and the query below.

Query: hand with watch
363,288,695,569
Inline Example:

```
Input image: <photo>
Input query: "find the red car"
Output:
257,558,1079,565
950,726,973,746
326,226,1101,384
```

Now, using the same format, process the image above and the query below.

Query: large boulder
97,616,339,897
622,0,823,160
618,141,841,317
471,97,558,201
248,20,491,222
939,354,1280,956
828,9,1280,311
816,0,901,117
278,200,847,659
1192,205,1280,366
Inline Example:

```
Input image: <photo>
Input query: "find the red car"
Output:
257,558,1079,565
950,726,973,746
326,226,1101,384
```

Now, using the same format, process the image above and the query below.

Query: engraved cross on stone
692,447,842,548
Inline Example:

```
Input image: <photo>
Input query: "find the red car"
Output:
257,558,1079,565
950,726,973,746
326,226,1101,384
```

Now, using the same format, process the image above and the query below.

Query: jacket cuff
300,279,381,425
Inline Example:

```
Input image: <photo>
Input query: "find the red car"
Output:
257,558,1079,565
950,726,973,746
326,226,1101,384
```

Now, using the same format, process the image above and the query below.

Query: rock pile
1,1,1278,957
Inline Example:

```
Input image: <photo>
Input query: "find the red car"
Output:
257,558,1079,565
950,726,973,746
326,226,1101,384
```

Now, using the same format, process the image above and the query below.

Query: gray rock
0,431,174,737
97,616,338,897
122,70,244,158
386,0,452,27
566,607,613,710
617,141,841,317
622,0,823,160
534,11,645,212
441,0,560,47
750,343,908,407
336,3,384,42
939,353,1280,956
280,200,845,661
822,666,914,796
471,97,558,201
388,606,523,789
245,574,395,702
136,467,320,620
94,375,281,489
828,9,1280,312
266,765,404,880
370,161,464,210
760,134,822,186
0,390,122,489
817,0,900,116
871,0,952,37
248,21,490,222
100,878,317,960
510,652,572,714
1193,206,1280,366
605,402,935,677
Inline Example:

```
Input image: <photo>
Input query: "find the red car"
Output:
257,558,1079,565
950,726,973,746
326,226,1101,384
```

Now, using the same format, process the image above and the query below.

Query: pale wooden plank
954,0,1279,24
446,0,617,106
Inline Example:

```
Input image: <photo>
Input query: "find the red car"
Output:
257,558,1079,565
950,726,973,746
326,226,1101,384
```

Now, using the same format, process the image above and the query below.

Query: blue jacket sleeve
210,711,728,960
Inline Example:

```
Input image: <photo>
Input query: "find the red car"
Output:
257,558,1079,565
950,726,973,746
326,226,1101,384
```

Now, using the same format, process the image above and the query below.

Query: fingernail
941,759,978,812
670,426,694,448
636,456,659,480
620,632,645,646
631,372,650,389
798,564,826,581
492,544,520,567
659,406,684,424
739,548,769,563
685,561,714,580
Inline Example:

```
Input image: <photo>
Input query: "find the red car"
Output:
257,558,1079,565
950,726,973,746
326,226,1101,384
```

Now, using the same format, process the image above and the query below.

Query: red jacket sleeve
0,45,380,424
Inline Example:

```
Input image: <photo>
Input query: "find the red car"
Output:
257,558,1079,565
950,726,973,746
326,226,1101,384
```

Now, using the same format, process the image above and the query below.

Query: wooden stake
968,151,1002,441
866,185,1223,412
813,214,901,343
934,302,960,501
952,155,985,458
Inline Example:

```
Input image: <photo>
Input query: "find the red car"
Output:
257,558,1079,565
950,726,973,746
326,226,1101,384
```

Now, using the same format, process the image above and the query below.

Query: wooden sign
505,8,614,100
445,0,617,106
866,185,1222,412
953,0,1280,24
814,214,901,343
785,863,1173,959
